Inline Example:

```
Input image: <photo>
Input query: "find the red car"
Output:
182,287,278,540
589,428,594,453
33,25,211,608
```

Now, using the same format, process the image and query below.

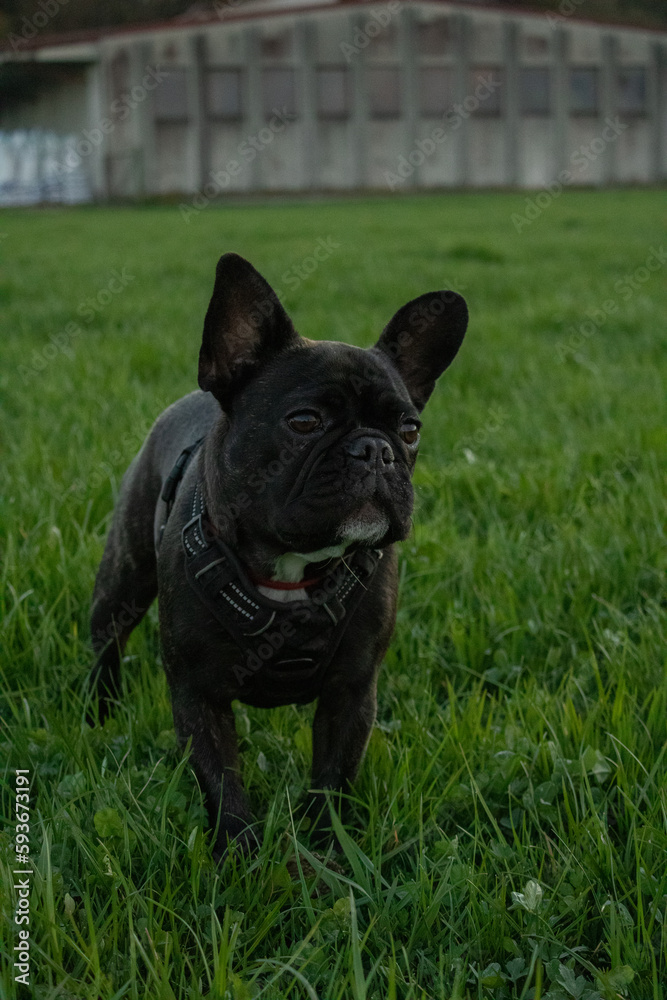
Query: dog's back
89,390,220,715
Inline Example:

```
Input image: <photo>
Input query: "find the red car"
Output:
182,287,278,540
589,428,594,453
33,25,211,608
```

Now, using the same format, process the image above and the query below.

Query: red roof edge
1,0,665,57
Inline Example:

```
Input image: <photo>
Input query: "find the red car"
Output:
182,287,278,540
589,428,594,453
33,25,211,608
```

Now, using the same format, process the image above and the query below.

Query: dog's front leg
306,679,377,841
172,694,256,859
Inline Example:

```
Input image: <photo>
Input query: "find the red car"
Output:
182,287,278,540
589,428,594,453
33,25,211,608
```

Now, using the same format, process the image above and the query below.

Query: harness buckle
181,512,210,559
194,555,228,580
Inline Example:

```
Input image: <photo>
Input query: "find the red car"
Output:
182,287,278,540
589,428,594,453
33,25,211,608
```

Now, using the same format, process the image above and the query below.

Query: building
1,0,666,199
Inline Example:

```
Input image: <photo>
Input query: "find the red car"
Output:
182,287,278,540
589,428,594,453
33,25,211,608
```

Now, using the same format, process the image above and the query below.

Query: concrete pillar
121,42,147,196
192,33,208,192
400,5,418,188
298,20,317,189
245,26,262,190
452,12,470,186
101,46,113,198
553,28,569,179
137,41,156,196
648,41,664,182
85,61,106,198
600,33,617,184
503,20,519,186
350,12,368,188
448,14,472,187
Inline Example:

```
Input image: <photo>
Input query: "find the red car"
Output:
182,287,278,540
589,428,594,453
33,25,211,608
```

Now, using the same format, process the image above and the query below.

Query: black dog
89,253,468,857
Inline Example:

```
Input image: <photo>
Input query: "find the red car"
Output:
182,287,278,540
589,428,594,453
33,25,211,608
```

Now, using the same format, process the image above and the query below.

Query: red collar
246,570,325,591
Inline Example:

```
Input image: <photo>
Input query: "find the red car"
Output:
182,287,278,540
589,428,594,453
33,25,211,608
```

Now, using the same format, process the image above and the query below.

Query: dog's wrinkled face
220,342,420,552
198,254,468,565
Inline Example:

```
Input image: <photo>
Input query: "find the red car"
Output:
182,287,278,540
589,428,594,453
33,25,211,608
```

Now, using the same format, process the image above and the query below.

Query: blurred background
0,0,665,204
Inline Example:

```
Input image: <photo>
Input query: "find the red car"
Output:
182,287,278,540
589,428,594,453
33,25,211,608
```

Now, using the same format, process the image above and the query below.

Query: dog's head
199,254,468,570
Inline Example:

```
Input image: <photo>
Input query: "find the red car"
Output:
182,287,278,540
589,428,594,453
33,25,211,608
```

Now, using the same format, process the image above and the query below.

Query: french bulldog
89,253,468,858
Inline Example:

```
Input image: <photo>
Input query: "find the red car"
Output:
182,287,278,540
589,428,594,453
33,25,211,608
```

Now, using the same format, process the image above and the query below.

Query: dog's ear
373,290,468,411
199,253,300,406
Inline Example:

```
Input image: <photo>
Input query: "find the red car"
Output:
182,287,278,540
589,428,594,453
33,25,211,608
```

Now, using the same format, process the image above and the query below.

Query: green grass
1,190,666,1000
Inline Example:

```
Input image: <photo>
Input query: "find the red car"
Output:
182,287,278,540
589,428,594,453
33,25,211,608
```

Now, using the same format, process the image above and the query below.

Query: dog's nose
344,436,395,467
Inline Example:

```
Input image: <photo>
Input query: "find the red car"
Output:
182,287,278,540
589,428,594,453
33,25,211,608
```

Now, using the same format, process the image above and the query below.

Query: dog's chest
178,482,382,707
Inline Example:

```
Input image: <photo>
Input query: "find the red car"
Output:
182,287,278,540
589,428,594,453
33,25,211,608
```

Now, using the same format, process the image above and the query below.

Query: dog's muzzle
285,426,398,505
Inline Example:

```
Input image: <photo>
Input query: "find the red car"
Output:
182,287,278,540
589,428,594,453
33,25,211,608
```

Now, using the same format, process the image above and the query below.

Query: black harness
160,440,382,706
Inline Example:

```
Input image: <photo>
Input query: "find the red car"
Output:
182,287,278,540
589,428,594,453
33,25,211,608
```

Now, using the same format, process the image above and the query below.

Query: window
468,67,502,116
154,67,189,122
260,29,293,60
417,17,452,57
367,67,401,118
207,69,243,120
471,22,502,63
419,66,454,117
617,67,646,115
569,67,599,115
366,21,398,60
520,67,551,115
262,68,297,118
521,33,549,59
316,67,351,119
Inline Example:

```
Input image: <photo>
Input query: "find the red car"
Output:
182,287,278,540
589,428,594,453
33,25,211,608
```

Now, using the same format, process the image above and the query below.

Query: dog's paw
212,824,260,863
300,792,344,853
285,851,346,881
306,820,343,855
84,656,120,726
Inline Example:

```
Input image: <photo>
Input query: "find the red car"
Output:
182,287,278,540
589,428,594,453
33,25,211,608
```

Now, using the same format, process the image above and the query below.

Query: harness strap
181,480,382,692
158,437,205,545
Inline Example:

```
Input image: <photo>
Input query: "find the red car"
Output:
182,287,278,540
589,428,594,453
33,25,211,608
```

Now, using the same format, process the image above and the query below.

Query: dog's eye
287,411,322,434
399,421,420,446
